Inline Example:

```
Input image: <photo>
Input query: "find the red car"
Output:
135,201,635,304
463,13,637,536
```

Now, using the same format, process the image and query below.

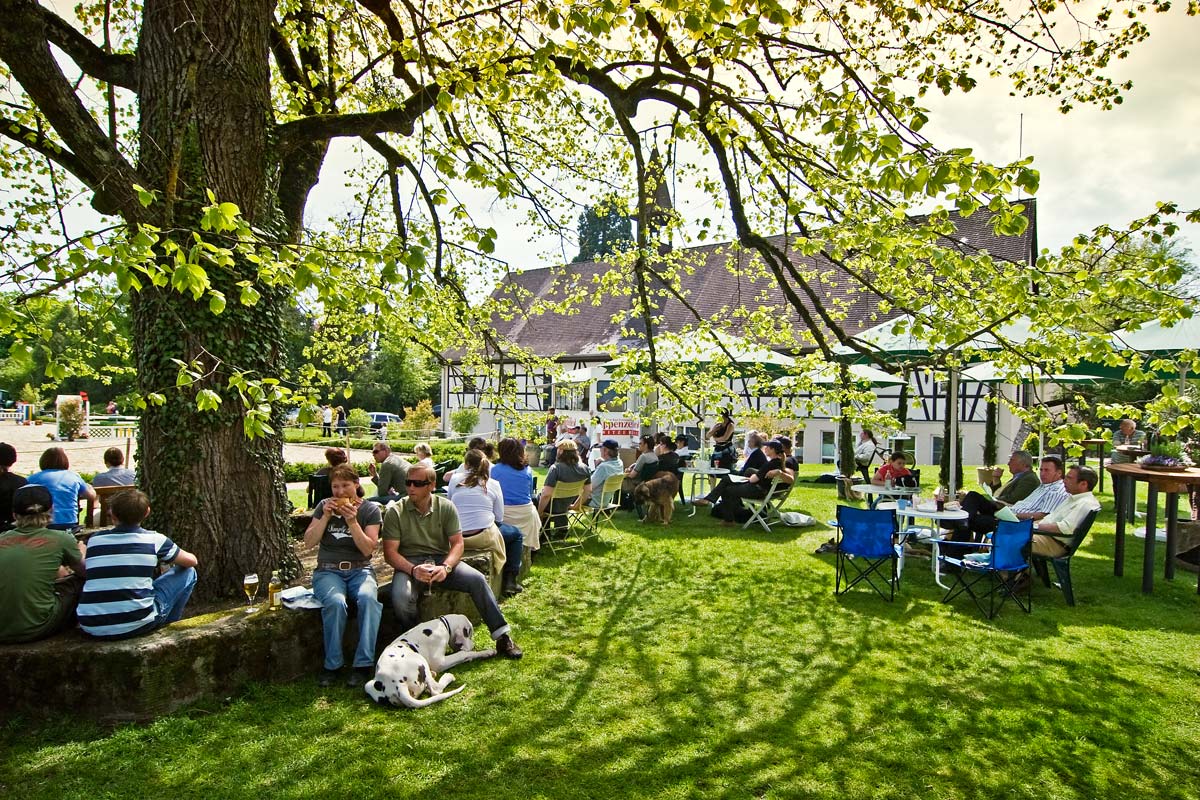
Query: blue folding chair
938,518,1033,619
835,505,900,601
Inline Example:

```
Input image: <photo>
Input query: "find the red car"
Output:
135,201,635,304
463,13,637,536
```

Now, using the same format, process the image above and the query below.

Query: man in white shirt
587,440,625,508
1010,456,1069,522
1032,465,1102,557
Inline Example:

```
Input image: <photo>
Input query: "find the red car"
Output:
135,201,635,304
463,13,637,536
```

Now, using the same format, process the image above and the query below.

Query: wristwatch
443,563,455,574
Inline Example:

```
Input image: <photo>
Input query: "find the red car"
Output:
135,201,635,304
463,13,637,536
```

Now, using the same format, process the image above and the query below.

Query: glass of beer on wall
243,572,261,613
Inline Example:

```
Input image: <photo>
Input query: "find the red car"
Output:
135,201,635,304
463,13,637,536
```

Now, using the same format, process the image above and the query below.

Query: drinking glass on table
242,572,261,613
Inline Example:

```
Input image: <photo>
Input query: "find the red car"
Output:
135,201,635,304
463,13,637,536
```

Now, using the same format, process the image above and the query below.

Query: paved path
1,420,377,475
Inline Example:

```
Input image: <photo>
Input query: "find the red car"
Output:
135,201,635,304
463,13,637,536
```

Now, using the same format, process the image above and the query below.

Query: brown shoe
495,633,524,660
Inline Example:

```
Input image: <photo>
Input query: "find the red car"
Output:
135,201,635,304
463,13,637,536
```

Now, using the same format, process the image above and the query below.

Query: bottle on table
268,571,282,610
935,486,946,512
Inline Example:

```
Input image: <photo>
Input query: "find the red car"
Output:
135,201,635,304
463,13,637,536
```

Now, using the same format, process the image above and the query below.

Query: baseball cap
12,485,53,516
602,439,620,451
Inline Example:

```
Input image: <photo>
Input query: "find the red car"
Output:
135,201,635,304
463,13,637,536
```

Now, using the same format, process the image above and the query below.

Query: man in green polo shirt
381,464,523,659
0,485,86,643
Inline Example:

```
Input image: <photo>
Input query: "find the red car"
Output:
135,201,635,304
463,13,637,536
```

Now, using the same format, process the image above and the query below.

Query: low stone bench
0,555,499,723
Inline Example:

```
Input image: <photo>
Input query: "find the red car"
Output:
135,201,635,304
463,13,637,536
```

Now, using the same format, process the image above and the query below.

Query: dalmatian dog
364,614,496,708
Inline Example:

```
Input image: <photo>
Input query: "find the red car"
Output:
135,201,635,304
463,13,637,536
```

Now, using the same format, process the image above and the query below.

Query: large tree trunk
132,0,292,598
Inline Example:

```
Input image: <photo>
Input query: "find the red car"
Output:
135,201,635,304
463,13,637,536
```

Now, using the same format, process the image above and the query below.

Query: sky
306,10,1200,273
13,5,1199,278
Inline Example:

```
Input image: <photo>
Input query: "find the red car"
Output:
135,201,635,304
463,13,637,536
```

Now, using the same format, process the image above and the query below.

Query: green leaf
196,389,222,411
208,292,226,315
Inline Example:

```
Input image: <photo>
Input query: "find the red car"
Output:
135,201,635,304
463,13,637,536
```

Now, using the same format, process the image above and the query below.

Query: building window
554,383,590,412
821,431,836,464
596,380,627,413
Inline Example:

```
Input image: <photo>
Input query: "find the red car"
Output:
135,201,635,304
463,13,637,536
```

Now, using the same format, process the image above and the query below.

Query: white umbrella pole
948,369,959,496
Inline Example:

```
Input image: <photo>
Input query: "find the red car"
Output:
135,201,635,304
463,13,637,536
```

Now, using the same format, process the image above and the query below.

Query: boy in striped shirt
78,490,199,639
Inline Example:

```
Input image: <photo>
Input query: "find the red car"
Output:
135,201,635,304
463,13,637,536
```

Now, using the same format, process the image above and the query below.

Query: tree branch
275,86,439,153
0,0,145,219
0,113,98,186
37,2,137,89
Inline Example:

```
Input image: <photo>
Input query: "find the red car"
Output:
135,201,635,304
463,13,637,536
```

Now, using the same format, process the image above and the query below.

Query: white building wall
442,362,1036,468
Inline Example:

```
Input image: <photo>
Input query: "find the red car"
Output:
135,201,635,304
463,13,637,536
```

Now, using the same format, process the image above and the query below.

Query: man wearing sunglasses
367,442,411,504
381,465,523,659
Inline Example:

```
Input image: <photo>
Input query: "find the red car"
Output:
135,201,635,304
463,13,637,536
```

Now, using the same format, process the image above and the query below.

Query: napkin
280,585,322,610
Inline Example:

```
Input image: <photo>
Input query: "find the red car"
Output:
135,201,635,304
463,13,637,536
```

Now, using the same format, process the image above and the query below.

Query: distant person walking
322,405,333,437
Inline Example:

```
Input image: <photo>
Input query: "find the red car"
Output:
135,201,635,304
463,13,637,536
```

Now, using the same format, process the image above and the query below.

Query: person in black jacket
715,440,786,524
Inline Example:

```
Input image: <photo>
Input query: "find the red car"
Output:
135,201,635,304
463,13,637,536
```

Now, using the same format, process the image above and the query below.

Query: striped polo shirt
1011,480,1069,517
77,526,180,638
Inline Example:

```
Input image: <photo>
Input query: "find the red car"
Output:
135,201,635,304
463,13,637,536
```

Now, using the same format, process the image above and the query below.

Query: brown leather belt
317,560,371,571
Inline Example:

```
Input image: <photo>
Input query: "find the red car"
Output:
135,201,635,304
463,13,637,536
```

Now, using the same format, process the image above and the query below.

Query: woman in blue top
492,438,539,589
26,447,96,530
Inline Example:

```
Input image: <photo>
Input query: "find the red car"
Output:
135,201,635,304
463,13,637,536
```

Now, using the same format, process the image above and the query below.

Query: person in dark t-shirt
303,464,383,688
0,442,27,530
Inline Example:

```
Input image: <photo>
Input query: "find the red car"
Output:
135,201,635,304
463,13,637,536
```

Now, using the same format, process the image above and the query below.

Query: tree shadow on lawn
4,549,1198,800
618,516,810,546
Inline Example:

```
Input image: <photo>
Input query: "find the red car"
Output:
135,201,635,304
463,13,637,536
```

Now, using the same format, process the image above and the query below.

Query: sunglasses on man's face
406,479,432,487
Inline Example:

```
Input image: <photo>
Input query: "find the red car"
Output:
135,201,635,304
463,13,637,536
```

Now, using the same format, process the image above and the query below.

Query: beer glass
243,573,261,613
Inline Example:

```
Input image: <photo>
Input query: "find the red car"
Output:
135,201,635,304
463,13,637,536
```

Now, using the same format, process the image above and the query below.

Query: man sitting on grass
77,490,198,639
1008,456,1069,522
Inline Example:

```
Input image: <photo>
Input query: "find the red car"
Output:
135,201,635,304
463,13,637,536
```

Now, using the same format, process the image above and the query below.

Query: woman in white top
446,449,507,591
413,442,435,471
854,429,880,481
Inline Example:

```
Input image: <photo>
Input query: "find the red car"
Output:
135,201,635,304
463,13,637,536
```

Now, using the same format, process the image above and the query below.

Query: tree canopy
574,197,635,263
1,0,1197,594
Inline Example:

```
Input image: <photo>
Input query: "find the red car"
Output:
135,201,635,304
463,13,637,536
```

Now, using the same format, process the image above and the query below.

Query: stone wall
0,578,487,724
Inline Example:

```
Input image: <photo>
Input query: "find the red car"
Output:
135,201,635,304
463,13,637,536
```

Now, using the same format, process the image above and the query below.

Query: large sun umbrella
959,362,1106,384
772,363,907,388
832,314,1036,496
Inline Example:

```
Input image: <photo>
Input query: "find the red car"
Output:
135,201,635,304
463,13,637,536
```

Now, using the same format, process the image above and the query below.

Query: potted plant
1140,442,1191,470
57,399,86,441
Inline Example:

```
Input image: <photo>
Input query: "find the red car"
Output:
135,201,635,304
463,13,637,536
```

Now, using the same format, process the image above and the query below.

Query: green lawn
4,464,1199,799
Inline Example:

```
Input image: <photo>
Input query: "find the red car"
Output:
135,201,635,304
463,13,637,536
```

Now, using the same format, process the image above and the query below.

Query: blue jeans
313,567,382,670
117,566,198,639
498,523,523,576
391,558,509,639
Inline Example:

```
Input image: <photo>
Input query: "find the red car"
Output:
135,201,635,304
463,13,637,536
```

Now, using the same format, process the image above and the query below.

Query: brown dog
634,472,680,525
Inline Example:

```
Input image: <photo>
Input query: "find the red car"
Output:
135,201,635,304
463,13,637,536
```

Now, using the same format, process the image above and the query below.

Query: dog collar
438,615,453,639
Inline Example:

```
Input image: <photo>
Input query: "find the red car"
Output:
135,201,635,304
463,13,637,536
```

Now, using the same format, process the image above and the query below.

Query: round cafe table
1106,462,1200,594
854,483,919,510
681,466,729,517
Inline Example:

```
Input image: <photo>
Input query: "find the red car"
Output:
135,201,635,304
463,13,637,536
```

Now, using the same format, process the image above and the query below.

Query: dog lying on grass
365,614,494,708
634,472,680,525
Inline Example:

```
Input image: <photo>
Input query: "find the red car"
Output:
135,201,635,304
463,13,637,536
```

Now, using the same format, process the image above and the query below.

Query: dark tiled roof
463,201,1036,362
